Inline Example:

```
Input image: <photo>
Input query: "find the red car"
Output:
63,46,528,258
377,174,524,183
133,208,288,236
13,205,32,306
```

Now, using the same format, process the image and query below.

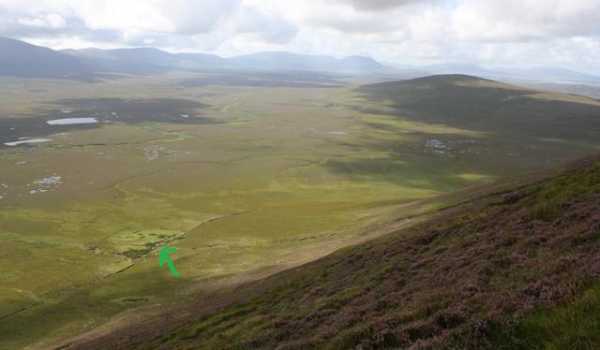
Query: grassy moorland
69,156,600,350
1,73,600,349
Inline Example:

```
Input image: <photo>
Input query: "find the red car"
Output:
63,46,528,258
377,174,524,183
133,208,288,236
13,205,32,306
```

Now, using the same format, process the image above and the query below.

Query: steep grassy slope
66,156,600,349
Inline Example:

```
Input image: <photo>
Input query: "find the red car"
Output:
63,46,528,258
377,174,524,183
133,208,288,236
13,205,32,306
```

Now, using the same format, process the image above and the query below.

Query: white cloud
0,0,599,72
338,0,440,11
161,0,241,34
17,13,66,29
452,0,600,42
235,5,298,44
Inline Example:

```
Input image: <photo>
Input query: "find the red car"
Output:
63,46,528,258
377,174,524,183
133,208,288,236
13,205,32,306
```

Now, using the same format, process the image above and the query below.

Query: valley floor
1,73,600,349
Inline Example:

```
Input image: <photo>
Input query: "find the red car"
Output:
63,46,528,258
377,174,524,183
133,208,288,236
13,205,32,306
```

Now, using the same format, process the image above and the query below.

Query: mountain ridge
0,36,387,77
3,36,599,84
0,36,93,78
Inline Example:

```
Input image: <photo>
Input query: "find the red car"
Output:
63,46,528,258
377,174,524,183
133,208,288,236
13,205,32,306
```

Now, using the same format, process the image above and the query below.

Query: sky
1,0,599,72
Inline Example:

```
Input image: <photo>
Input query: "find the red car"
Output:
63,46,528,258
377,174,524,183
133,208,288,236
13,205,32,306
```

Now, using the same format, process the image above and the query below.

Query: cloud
0,0,599,72
235,6,298,44
17,13,66,29
450,0,600,43
0,6,122,44
340,0,438,11
160,0,241,34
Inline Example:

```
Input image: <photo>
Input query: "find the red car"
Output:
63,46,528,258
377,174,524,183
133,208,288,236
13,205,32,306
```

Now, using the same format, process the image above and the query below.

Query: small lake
47,118,99,126
0,98,216,148
4,138,52,147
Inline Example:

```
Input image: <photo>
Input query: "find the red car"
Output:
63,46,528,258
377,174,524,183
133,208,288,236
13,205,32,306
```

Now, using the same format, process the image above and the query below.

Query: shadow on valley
357,75,600,143
327,129,593,190
180,71,345,88
324,75,600,190
0,98,217,146
325,154,480,192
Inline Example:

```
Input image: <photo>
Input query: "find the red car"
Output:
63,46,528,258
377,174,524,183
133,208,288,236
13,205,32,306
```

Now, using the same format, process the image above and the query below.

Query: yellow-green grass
1,74,600,349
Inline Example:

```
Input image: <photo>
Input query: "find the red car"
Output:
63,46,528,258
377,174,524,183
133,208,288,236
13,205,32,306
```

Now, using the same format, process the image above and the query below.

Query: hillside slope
65,156,600,349
359,74,600,143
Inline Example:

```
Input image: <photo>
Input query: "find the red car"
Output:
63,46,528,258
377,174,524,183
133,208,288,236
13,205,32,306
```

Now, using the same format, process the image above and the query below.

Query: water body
47,118,98,126
3,138,52,147
0,98,217,147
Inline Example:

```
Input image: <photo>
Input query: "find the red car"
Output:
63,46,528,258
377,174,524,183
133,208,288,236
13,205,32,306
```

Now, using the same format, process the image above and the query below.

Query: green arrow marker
159,246,181,278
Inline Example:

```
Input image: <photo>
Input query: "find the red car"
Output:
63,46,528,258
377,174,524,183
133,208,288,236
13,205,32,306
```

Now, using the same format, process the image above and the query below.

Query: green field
1,73,600,349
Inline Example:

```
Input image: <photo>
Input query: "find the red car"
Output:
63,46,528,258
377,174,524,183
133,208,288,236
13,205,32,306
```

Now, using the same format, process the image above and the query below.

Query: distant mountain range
226,52,385,73
0,37,93,78
2,36,599,84
0,37,387,78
